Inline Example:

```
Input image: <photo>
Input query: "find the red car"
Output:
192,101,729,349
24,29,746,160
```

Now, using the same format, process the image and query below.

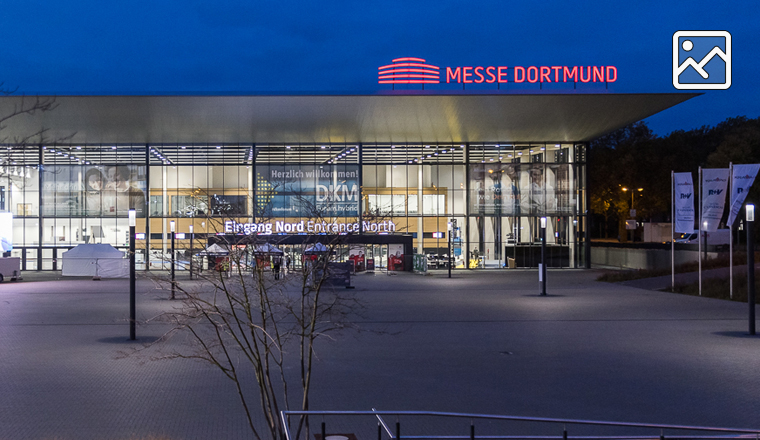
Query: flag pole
699,166,702,296
729,162,733,299
672,170,675,292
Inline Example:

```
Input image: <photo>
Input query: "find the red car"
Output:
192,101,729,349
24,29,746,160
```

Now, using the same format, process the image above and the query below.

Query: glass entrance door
367,244,388,270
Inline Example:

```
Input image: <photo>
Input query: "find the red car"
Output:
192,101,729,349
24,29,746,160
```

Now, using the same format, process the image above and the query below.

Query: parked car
674,229,730,245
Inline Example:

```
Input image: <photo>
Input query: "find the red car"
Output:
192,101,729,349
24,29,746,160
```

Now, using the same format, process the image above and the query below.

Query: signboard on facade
41,165,147,217
469,163,573,215
256,165,359,217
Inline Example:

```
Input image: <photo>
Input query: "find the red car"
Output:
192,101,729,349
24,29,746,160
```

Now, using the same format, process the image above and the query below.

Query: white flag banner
701,168,729,231
727,164,760,226
674,172,695,233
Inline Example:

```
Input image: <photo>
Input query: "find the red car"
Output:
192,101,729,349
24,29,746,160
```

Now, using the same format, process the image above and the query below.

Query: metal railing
280,410,760,440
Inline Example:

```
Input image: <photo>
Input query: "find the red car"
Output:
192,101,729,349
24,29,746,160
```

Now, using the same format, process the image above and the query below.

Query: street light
189,224,194,280
128,209,136,340
621,187,644,210
622,187,644,242
170,220,176,300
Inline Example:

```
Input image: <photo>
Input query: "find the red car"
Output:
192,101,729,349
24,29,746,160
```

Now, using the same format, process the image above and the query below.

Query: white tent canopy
253,243,283,254
197,243,230,256
61,244,128,278
304,243,329,254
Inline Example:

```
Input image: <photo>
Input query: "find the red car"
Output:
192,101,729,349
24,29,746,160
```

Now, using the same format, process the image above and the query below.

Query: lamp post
129,209,136,340
540,217,547,296
170,220,176,300
621,187,643,242
189,224,194,280
747,204,755,336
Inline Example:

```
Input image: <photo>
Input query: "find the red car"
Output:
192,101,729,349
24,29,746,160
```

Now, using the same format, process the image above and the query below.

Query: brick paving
0,269,759,439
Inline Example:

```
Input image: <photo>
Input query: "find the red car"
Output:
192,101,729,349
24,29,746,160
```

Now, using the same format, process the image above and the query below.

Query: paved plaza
1,269,759,440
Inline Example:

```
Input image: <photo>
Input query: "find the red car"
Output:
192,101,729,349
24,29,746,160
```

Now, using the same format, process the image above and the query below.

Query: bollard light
189,225,194,280
747,204,756,335
128,209,136,340
170,220,176,300
539,217,547,296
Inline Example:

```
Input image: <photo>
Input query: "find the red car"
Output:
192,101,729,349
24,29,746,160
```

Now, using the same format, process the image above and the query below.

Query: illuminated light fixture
43,147,47,150
425,145,430,148
489,158,493,161
85,161,90,164
111,146,117,150
488,169,493,174
408,160,413,164
286,145,291,149
499,156,503,160
427,155,431,158
540,147,546,151
216,146,221,149
181,146,186,149
50,149,55,152
391,145,395,149
321,145,326,149
530,149,534,153
555,144,561,148
518,152,523,156
76,146,82,150
481,160,485,163
442,150,447,153
434,153,438,156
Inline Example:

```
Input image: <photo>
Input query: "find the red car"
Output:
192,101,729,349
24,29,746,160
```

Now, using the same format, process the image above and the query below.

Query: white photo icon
673,30,731,90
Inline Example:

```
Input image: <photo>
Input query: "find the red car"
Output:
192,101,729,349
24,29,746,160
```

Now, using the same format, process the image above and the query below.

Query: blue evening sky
0,0,756,136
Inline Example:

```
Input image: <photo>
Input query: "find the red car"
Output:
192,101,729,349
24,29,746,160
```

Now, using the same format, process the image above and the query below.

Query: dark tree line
589,116,760,240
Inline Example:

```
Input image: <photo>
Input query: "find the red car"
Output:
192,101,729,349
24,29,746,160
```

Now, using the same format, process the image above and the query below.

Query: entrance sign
225,220,396,235
701,168,729,231
674,172,695,233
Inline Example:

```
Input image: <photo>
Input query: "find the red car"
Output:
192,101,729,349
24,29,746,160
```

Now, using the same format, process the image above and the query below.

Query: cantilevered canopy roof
0,93,698,145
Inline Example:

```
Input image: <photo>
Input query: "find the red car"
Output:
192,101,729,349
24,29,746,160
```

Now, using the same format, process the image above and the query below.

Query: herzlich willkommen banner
701,168,729,232
727,164,760,226
674,172,695,234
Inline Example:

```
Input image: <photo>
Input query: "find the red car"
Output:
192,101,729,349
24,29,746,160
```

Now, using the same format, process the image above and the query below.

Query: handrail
372,407,394,438
279,410,760,440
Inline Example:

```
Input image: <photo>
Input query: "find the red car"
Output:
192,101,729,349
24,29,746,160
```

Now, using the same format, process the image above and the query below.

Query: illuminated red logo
378,57,441,84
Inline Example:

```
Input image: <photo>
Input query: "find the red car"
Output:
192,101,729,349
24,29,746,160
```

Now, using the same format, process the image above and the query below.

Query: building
0,93,696,271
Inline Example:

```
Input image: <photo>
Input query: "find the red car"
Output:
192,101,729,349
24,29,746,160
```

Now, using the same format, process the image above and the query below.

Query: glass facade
1,142,587,270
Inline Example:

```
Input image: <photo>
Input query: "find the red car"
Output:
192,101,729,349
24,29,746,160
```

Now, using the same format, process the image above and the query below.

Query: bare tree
144,189,397,440
1,85,73,188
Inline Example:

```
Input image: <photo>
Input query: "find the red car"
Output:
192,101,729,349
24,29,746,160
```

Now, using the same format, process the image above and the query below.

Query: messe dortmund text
224,220,397,235
445,65,617,84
